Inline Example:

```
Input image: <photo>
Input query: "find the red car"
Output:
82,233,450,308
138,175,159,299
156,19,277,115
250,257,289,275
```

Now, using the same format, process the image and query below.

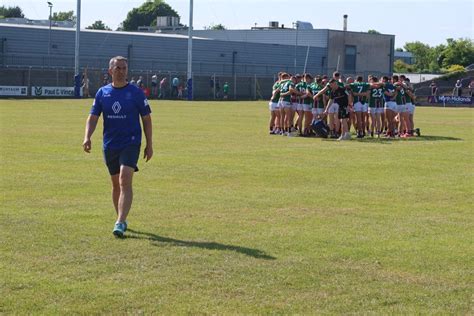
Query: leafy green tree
122,0,179,31
404,41,433,72
440,38,474,68
0,5,25,18
367,29,380,34
393,59,414,73
86,20,111,30
444,64,465,73
204,23,226,30
52,10,75,22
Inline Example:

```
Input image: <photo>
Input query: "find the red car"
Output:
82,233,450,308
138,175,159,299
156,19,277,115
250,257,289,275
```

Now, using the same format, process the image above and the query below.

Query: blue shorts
103,144,140,175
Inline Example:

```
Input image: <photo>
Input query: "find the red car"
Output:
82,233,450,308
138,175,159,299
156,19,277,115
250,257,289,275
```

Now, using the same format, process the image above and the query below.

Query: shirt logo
112,101,121,114
144,99,149,107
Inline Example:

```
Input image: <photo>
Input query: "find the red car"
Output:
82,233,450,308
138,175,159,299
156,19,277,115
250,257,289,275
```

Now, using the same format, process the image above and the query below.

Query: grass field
0,99,473,314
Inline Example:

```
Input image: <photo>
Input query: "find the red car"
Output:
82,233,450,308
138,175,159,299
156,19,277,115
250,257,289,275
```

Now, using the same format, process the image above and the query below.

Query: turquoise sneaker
123,221,128,232
113,222,126,238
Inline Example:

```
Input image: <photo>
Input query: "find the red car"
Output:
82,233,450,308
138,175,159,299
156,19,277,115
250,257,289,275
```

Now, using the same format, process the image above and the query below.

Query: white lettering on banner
31,86,75,97
0,86,28,96
438,96,471,103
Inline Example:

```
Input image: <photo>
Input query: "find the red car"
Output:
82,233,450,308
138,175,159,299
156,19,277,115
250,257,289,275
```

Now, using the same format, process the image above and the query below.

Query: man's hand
83,138,91,153
143,145,153,162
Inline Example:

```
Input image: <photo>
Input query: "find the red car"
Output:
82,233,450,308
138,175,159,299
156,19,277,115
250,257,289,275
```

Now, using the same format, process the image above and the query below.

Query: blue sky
3,0,473,48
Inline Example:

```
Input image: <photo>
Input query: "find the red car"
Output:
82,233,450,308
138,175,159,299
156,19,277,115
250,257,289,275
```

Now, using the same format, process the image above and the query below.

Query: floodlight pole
47,2,53,65
74,0,81,98
186,0,193,101
293,21,298,74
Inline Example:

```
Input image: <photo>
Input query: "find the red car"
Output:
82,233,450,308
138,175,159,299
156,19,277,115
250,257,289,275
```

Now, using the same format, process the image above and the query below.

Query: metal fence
0,66,281,100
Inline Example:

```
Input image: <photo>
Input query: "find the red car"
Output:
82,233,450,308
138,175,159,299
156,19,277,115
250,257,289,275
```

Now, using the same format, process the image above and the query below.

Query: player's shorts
362,103,368,112
406,102,415,114
303,104,312,112
398,103,408,113
384,101,398,113
354,102,364,112
268,101,279,111
281,101,292,109
296,103,304,111
368,107,384,114
338,105,350,119
312,108,324,115
328,102,339,114
104,144,140,176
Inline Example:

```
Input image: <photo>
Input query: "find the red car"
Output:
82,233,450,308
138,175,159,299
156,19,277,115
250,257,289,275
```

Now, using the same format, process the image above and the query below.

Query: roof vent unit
269,21,279,28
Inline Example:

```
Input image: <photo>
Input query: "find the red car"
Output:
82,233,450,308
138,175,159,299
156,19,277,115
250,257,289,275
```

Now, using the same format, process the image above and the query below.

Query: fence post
28,67,32,96
213,73,216,99
233,73,237,100
253,74,257,100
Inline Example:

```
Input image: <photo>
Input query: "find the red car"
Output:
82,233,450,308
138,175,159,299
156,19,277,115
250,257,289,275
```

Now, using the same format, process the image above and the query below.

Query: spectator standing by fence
469,80,474,97
151,74,158,98
159,77,167,99
430,81,438,102
172,76,179,98
453,80,462,96
223,82,229,100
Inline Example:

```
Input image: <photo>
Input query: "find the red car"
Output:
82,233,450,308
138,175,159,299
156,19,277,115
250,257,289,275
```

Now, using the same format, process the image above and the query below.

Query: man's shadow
126,229,276,260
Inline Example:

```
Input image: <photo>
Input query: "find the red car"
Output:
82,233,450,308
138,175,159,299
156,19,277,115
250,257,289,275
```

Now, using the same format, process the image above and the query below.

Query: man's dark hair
356,76,363,82
333,72,340,78
329,78,337,84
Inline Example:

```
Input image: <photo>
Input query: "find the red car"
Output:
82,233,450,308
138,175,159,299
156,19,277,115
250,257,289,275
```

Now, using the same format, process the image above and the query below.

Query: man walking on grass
83,56,153,237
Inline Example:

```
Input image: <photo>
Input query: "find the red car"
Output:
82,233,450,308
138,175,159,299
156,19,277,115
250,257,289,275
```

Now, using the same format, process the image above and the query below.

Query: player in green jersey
350,76,370,138
367,77,392,137
301,73,315,136
402,77,418,137
294,75,307,136
311,77,326,121
393,75,414,137
279,73,297,136
382,75,398,138
269,72,283,135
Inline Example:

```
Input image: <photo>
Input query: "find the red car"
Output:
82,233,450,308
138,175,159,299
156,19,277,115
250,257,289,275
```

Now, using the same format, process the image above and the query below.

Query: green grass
0,99,472,314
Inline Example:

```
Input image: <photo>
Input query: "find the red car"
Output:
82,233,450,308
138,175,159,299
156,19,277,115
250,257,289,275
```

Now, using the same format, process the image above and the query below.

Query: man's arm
141,114,153,162
83,114,99,153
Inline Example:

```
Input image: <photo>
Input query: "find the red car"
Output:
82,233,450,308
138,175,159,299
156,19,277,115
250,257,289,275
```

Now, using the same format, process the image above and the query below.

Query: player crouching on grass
83,56,153,238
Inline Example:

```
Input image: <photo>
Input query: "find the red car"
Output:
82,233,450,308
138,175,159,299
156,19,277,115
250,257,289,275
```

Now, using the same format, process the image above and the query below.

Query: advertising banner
0,86,28,96
31,86,75,97
430,95,472,105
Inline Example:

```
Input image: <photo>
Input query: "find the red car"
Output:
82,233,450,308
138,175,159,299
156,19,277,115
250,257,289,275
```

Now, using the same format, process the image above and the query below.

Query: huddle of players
269,71,417,140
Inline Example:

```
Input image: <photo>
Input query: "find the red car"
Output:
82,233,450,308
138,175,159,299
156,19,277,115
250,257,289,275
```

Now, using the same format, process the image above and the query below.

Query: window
345,45,356,73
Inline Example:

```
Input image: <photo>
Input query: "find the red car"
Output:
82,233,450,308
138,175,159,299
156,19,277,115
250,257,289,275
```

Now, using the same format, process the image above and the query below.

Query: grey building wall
0,24,327,76
172,29,329,48
326,30,395,78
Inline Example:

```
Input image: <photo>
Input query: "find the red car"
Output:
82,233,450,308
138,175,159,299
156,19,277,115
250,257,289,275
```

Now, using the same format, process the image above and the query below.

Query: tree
367,29,380,34
204,23,226,30
0,5,25,18
52,10,76,24
86,20,111,31
404,41,433,72
121,0,180,31
393,59,414,73
440,38,474,68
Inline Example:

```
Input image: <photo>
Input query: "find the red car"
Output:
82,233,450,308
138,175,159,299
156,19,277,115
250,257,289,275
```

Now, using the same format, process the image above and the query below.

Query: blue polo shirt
90,83,151,150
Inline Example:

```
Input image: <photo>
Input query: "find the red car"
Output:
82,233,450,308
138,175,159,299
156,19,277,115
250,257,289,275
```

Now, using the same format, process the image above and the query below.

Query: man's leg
111,174,120,215
117,165,135,223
